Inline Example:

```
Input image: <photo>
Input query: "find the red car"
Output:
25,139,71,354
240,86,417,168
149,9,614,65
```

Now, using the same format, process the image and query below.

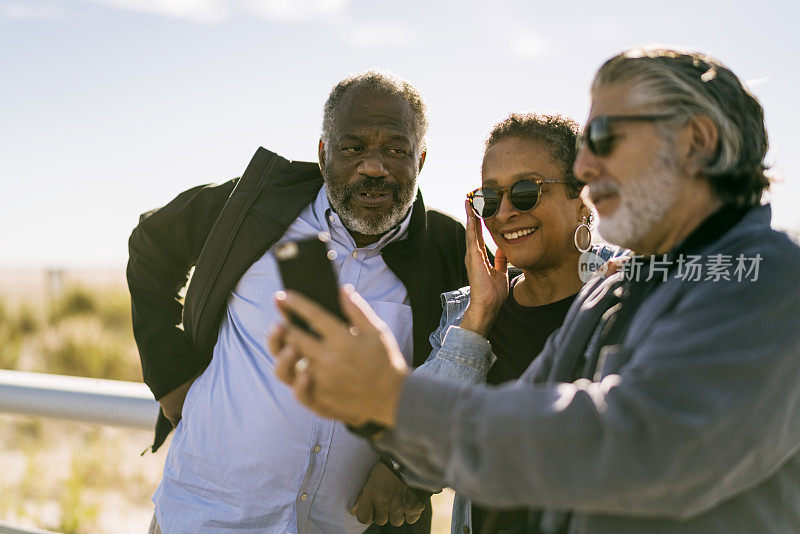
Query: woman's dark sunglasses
467,179,568,219
576,113,680,156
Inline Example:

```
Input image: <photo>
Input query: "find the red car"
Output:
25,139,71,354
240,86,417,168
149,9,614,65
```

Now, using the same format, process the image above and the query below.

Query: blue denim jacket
415,244,624,534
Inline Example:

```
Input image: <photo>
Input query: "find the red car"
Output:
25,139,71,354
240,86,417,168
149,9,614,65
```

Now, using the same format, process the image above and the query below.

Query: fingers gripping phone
275,234,346,335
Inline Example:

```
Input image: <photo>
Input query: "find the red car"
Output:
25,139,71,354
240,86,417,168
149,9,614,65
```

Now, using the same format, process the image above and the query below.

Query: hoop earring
573,218,592,253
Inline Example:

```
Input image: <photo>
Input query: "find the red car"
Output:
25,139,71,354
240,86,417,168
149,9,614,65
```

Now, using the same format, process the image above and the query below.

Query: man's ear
417,150,427,173
318,139,326,172
684,115,719,177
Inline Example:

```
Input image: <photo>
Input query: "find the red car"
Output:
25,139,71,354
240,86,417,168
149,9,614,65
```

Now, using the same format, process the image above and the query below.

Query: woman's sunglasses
467,179,568,219
575,113,680,156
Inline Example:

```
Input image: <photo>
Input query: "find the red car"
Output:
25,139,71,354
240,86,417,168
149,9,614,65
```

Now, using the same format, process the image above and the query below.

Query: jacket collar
382,190,427,257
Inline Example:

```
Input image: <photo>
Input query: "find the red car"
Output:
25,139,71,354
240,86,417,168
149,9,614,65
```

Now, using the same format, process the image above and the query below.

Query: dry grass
0,283,162,533
0,414,166,534
2,284,141,382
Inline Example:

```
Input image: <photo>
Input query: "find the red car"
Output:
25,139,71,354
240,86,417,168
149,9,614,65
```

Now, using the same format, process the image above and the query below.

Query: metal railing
0,370,159,533
0,520,59,534
0,370,158,430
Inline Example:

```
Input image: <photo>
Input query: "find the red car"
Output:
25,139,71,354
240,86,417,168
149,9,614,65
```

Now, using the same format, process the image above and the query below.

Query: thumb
349,487,365,516
494,247,508,273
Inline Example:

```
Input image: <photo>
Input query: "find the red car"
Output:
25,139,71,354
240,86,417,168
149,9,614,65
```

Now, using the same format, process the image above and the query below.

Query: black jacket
127,147,468,453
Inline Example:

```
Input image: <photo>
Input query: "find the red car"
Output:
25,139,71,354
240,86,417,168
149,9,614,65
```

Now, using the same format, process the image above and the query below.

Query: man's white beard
593,144,681,250
332,195,413,236
324,173,417,236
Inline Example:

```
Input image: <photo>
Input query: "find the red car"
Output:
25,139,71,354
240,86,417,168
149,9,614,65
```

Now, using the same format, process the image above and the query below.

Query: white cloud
84,0,227,23
77,0,350,23
245,0,349,22
1,1,62,19
343,24,413,49
508,30,550,59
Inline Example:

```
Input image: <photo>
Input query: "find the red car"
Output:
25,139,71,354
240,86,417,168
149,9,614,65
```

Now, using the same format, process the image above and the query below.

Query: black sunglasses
467,178,568,219
576,114,680,156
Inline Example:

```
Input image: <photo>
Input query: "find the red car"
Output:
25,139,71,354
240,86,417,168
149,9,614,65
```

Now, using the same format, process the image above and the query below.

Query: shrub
38,317,141,382
0,296,39,369
48,286,98,324
0,325,22,369
14,304,40,335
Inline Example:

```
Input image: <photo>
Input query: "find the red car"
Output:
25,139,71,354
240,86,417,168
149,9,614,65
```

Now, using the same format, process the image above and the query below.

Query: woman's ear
578,201,591,224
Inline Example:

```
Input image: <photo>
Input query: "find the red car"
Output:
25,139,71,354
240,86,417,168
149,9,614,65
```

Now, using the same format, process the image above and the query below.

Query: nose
357,150,389,179
573,145,600,185
493,191,519,223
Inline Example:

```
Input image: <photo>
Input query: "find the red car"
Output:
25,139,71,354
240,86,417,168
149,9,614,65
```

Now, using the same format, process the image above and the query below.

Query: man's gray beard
324,174,417,236
595,144,682,250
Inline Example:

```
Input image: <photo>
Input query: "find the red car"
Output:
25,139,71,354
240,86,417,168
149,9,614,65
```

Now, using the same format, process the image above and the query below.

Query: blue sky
1,0,798,267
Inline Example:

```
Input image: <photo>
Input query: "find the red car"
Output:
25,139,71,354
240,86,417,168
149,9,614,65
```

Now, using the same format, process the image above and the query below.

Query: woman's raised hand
459,200,508,337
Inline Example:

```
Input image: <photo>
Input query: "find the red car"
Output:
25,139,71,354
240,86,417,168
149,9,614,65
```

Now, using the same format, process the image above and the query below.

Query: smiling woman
410,112,621,533
462,112,598,319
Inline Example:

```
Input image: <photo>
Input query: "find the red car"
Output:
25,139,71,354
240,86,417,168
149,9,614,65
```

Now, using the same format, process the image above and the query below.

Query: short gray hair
321,70,428,155
592,46,770,208
484,112,583,199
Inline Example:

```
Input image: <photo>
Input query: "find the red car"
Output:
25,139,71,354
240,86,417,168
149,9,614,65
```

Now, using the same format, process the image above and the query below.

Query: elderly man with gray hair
127,70,468,533
271,47,800,533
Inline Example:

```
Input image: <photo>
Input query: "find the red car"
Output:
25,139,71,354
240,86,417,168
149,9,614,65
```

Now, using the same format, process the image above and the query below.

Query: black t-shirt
472,276,577,533
485,276,577,385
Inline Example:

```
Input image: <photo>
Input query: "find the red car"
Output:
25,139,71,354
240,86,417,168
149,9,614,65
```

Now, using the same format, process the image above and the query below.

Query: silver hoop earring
574,219,592,253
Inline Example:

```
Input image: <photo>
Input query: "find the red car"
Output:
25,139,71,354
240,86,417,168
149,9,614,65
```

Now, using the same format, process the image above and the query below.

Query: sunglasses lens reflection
586,117,614,156
509,180,540,211
471,180,542,219
473,189,500,218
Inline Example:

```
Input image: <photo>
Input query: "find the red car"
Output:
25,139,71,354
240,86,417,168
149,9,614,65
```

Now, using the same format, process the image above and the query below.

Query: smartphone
274,234,345,334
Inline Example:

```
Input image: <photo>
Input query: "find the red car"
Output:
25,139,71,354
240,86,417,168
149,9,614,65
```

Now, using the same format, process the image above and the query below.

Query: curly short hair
322,70,428,155
484,113,583,199
593,47,770,207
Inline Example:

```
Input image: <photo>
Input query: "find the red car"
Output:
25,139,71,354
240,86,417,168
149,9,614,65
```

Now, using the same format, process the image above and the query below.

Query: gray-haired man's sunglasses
576,114,680,156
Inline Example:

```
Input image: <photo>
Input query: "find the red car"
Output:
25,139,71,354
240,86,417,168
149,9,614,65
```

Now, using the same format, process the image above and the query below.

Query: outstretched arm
270,249,800,520
377,270,800,518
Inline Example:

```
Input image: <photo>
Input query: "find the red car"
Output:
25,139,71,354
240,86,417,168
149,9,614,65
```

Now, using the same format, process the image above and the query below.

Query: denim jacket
415,244,624,534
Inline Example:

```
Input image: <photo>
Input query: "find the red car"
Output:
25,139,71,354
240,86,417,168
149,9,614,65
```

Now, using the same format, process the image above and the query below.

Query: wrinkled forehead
331,87,417,140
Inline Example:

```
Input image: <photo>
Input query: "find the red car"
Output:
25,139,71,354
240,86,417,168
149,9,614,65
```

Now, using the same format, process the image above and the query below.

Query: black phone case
275,236,345,333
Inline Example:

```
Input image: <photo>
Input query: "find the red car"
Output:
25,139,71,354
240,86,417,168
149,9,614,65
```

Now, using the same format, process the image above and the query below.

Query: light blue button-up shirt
153,186,414,533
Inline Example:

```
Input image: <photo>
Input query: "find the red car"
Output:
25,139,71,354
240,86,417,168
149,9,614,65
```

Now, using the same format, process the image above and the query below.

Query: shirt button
326,250,337,261
352,251,358,259
313,445,321,453
300,493,308,501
